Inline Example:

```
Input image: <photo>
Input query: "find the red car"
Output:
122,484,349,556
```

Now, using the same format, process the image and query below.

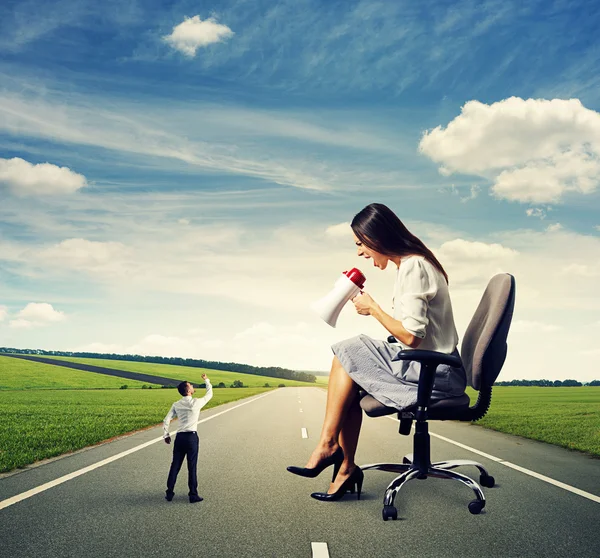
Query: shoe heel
356,470,364,500
331,460,341,482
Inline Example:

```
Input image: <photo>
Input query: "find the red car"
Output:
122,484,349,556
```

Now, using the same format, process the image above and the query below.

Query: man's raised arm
197,374,213,409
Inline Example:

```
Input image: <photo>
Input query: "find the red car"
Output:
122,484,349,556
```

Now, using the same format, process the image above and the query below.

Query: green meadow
466,386,600,456
32,355,316,388
0,356,157,390
0,387,270,473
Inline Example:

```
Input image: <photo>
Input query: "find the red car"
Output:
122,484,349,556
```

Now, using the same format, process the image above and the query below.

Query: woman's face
353,233,390,270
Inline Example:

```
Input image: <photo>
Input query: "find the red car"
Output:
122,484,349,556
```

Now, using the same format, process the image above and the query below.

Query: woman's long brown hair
351,203,449,284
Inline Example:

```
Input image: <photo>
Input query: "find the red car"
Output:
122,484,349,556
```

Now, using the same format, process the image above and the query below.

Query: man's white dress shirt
163,379,213,438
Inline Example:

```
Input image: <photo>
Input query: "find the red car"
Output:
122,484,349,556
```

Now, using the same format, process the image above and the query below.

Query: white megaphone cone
311,268,366,327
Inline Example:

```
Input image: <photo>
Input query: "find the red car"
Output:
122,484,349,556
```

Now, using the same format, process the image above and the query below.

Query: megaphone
311,268,366,327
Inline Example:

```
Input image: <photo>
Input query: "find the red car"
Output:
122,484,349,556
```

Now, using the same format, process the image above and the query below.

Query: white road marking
301,428,308,439
311,542,330,558
384,415,600,504
422,428,504,462
500,461,600,504
0,390,276,511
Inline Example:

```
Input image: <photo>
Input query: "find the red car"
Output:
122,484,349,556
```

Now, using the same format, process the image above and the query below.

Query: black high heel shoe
287,447,344,480
310,466,364,502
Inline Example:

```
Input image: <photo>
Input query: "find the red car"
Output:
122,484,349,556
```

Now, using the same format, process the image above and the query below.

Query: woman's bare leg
304,356,359,468
327,394,363,493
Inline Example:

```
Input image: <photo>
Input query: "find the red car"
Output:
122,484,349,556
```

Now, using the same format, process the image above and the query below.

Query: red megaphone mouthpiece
343,268,366,289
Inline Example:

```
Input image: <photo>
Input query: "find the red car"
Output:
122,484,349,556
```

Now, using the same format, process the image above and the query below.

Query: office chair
359,273,516,521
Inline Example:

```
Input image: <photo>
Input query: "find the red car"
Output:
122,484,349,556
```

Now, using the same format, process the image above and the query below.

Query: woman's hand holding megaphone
351,291,378,316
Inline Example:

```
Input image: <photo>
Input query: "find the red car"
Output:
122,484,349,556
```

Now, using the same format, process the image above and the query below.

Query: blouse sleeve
396,258,438,339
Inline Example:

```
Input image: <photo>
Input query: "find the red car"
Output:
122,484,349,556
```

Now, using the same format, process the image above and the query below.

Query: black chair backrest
460,274,516,391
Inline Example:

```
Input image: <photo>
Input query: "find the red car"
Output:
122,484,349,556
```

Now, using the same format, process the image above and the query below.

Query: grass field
0,387,270,473
30,355,316,388
467,386,600,456
0,356,159,390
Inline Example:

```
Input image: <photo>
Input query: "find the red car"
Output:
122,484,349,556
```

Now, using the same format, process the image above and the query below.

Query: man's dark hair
177,381,191,396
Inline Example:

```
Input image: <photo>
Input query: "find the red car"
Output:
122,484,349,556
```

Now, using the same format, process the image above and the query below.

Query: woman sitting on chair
287,203,466,501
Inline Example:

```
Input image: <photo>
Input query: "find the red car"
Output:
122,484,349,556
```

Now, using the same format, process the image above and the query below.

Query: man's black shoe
189,495,204,503
165,491,174,502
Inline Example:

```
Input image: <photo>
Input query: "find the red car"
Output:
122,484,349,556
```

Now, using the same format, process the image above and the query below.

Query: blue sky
1,0,600,380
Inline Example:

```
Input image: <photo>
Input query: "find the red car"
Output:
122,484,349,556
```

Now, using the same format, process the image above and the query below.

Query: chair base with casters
360,418,493,521
358,273,515,521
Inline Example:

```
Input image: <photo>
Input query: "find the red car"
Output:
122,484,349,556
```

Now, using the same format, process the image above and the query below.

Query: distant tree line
0,347,317,383
495,379,600,387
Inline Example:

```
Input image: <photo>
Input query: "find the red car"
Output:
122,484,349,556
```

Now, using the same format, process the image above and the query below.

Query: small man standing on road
163,373,213,503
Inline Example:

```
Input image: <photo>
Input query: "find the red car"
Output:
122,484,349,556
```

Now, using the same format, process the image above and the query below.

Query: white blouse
392,255,459,354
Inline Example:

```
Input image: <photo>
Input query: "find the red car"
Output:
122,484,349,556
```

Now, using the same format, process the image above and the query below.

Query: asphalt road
1,387,599,558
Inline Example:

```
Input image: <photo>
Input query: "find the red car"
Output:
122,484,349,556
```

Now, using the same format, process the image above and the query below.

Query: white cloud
9,319,36,329
546,223,563,232
163,16,234,57
526,207,546,219
560,263,600,278
73,342,123,354
492,149,600,203
435,238,518,288
187,327,206,336
10,302,66,329
40,239,133,276
511,320,562,333
437,239,518,260
439,183,480,203
0,157,87,196
0,305,8,322
419,97,600,204
325,222,351,238
461,184,480,202
126,334,213,357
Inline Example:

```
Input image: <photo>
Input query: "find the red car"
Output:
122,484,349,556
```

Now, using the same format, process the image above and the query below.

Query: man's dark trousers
167,432,199,496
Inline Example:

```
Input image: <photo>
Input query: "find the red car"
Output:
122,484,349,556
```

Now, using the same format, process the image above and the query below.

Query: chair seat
359,392,471,419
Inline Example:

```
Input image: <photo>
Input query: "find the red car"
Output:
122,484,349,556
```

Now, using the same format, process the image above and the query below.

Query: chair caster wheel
480,474,495,488
468,500,485,515
382,505,398,521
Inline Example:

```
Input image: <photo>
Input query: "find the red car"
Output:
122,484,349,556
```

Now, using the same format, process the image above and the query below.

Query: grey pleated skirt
332,334,467,411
